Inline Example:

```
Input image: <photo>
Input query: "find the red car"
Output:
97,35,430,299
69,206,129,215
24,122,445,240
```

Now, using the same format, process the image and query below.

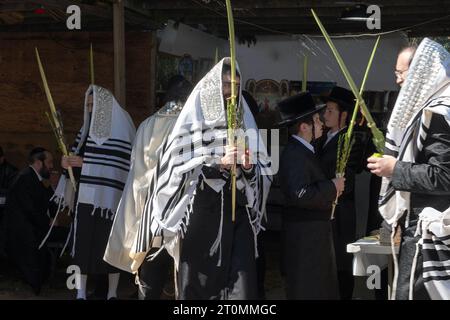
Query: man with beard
366,45,417,236
367,38,450,300
128,59,272,300
48,85,135,300
4,147,55,294
361,46,417,300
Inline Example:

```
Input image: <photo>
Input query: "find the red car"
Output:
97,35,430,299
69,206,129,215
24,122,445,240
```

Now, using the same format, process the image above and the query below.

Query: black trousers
177,185,257,300
14,243,50,295
73,204,119,275
332,199,356,300
138,249,173,299
256,233,266,300
8,226,68,295
396,227,430,300
282,219,339,300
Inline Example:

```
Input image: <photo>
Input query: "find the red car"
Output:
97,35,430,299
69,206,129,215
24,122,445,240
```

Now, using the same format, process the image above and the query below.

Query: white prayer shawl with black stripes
379,38,450,226
45,85,135,255
378,38,450,299
131,58,272,270
415,206,450,300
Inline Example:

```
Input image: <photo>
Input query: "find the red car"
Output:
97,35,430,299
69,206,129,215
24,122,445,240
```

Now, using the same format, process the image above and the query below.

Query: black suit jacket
279,137,336,221
315,128,366,201
5,167,54,247
392,113,450,222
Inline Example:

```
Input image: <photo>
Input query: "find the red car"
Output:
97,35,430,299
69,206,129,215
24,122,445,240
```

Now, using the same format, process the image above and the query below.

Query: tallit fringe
209,189,224,267
408,215,433,300
39,195,74,259
60,223,73,258
246,165,265,259
147,246,165,261
178,189,197,240
38,195,66,250
71,203,80,257
174,262,179,300
390,222,400,300
406,209,411,229
142,190,197,265
79,205,116,220
245,206,259,259
409,239,422,300
70,203,116,257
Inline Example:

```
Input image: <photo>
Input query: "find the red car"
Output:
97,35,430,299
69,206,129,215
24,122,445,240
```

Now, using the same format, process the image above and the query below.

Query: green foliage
336,134,355,175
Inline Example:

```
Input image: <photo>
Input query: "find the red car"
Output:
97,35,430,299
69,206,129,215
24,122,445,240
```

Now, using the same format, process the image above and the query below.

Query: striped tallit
378,38,450,299
41,85,136,256
379,38,450,226
415,206,450,300
131,58,272,269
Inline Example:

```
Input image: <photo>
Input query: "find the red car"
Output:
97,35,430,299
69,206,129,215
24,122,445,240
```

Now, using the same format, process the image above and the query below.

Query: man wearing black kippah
4,147,56,294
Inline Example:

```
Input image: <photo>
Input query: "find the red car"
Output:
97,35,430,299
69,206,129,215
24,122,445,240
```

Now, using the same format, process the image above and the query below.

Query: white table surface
347,238,399,277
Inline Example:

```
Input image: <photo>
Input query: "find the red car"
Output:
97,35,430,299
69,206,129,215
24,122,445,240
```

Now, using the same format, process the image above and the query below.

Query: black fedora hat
276,92,326,128
321,86,355,111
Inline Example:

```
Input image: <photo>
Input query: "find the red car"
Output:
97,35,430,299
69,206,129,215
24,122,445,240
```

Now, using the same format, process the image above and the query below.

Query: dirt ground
0,231,377,300
0,231,285,300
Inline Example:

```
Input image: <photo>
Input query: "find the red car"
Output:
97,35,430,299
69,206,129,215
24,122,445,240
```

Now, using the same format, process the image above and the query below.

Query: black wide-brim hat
321,86,356,111
276,92,326,128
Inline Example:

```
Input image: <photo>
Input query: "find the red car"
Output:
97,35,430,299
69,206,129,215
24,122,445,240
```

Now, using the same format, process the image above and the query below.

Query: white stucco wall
158,21,408,91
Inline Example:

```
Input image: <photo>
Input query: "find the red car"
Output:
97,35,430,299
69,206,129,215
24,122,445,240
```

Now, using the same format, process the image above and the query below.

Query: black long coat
316,128,366,275
177,166,257,300
4,166,55,293
279,137,339,299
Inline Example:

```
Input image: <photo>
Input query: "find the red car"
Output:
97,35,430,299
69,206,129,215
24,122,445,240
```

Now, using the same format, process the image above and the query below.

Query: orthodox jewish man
129,58,272,300
42,85,136,300
278,92,345,299
5,148,55,294
368,38,450,300
104,75,193,300
316,86,366,299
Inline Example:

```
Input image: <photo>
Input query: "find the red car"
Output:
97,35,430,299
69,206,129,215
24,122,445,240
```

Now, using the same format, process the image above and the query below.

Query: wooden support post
113,0,126,106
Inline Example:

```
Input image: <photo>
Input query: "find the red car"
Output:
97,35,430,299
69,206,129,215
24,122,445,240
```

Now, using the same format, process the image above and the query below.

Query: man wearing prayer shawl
368,38,450,300
124,58,271,300
43,85,136,300
104,75,193,299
